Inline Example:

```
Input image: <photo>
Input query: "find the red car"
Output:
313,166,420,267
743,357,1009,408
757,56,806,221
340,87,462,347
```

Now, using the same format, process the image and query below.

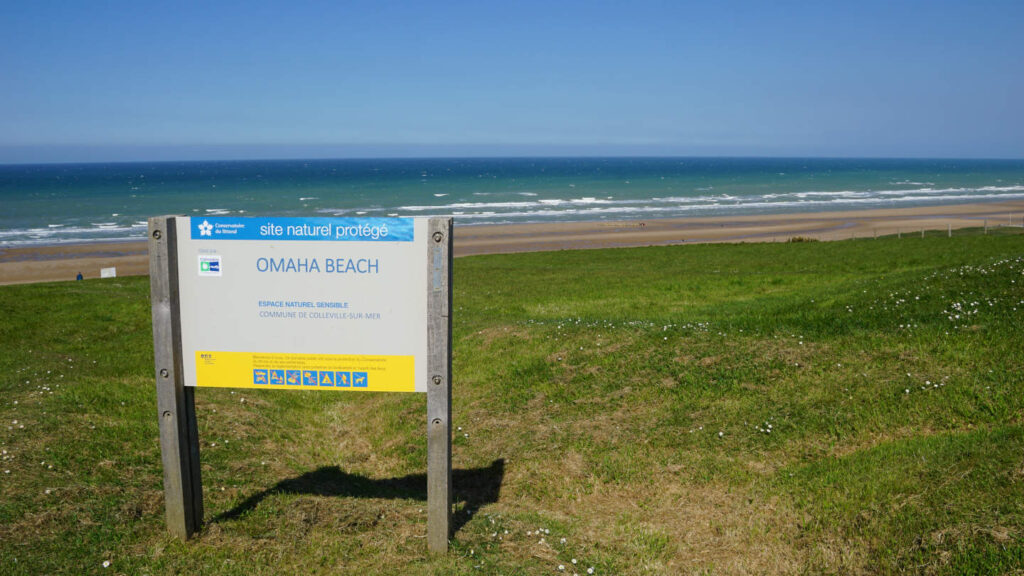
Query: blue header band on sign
190,217,414,242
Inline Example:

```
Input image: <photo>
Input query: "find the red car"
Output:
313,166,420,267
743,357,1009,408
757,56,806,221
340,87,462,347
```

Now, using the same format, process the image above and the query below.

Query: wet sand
3,200,1024,285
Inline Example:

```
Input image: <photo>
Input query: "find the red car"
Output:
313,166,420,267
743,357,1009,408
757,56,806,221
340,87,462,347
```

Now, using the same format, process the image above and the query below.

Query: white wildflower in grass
102,560,111,568
588,568,595,574
559,565,565,571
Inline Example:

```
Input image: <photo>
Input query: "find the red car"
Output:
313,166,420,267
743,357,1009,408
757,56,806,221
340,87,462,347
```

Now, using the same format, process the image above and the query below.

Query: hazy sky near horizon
2,0,1022,162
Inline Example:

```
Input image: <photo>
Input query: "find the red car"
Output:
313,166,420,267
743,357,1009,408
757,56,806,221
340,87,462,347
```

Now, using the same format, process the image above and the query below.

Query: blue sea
2,157,1024,247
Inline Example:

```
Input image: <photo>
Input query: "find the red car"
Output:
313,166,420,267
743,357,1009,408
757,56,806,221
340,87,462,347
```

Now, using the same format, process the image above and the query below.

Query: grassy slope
1,230,1023,575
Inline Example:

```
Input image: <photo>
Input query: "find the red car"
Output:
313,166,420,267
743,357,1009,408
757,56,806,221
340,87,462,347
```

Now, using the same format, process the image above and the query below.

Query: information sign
174,216,429,392
149,215,453,551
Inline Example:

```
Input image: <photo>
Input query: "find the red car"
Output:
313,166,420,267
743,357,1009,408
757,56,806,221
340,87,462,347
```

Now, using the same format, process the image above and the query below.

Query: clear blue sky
2,0,1022,162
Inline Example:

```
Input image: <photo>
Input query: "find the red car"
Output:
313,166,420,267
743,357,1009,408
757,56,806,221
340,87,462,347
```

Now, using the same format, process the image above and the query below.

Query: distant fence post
426,217,453,553
948,223,952,238
148,216,203,540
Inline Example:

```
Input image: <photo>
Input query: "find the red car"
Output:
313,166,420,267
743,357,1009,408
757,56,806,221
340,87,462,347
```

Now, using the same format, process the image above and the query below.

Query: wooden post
897,228,901,239
985,219,988,234
948,223,952,238
921,228,925,238
148,216,203,540
426,217,453,553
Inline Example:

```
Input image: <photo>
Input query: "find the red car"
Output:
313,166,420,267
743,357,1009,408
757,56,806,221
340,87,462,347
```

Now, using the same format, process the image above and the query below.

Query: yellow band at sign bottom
194,351,417,392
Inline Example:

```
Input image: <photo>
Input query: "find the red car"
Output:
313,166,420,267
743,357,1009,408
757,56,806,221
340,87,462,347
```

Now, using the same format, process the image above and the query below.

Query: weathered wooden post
427,218,453,553
148,216,204,540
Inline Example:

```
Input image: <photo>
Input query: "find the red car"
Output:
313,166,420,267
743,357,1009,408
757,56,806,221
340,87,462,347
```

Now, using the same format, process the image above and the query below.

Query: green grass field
2,230,1023,575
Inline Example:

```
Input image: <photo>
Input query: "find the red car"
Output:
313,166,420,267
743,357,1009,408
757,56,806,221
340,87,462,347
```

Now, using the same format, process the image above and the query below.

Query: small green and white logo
198,255,222,277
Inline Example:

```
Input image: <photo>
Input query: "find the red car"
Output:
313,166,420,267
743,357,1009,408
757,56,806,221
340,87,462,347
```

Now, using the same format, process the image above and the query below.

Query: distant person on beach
76,272,83,281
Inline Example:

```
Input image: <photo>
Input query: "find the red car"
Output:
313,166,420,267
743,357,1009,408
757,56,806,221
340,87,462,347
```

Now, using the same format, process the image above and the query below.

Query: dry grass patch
803,534,872,575
550,480,806,575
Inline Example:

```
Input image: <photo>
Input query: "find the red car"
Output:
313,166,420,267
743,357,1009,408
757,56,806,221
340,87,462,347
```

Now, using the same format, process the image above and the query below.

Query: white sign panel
174,217,429,392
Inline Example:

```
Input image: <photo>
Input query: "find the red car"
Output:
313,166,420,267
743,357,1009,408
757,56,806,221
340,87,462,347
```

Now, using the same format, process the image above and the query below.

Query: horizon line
3,142,1023,166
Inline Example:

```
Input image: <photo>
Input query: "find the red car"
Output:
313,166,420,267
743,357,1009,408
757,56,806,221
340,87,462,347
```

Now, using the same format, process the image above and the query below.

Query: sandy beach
2,200,1023,286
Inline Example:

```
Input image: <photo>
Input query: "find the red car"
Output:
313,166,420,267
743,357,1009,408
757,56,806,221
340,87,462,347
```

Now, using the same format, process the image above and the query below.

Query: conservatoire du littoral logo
198,220,213,236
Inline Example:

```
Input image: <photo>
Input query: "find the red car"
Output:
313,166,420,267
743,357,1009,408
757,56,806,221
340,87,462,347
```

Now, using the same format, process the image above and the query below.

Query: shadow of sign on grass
213,458,505,535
